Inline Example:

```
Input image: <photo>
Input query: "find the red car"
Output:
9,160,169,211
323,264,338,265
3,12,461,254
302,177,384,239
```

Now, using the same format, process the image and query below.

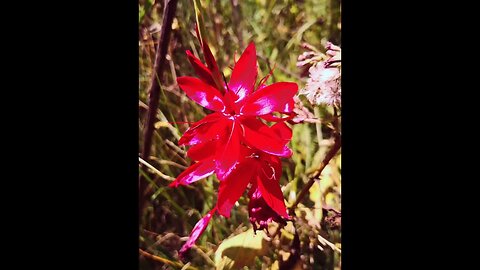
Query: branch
270,130,341,241
140,0,179,213
289,135,341,212
256,53,306,81
139,249,198,270
139,157,175,181
317,235,341,254
230,0,244,48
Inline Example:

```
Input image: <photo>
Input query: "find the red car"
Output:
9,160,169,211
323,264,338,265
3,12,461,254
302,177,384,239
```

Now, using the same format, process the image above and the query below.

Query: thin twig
318,235,342,254
256,53,305,81
230,0,244,48
289,136,341,211
139,0,179,215
191,246,216,267
139,249,198,270
139,157,175,182
139,100,182,141
165,139,186,156
314,106,324,151
322,205,341,215
149,157,187,170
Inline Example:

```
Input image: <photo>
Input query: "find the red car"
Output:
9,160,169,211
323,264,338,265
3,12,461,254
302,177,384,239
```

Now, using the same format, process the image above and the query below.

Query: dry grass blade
139,157,175,182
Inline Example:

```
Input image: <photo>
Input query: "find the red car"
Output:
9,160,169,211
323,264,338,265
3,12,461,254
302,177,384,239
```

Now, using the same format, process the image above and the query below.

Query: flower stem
289,134,341,213
314,106,324,153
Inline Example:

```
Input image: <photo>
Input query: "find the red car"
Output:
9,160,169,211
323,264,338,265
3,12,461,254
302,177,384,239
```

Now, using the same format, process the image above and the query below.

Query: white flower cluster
299,42,341,107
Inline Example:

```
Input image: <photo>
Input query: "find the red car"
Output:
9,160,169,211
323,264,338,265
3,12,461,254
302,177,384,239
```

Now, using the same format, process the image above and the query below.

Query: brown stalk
289,135,341,212
140,0,179,215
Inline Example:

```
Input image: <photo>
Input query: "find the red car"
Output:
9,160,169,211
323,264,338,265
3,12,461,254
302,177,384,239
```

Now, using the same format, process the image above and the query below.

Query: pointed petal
215,120,241,180
217,158,258,217
187,139,217,161
240,82,298,116
169,160,215,187
241,118,292,157
179,207,217,256
186,50,216,87
256,157,288,218
229,42,257,103
202,41,225,91
177,76,226,112
178,113,227,146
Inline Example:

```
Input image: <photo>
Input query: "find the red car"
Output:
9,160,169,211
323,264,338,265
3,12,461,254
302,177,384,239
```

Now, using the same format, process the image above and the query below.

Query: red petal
177,76,226,112
215,120,241,180
179,207,217,256
187,140,217,161
217,158,258,217
282,99,295,113
241,118,292,157
186,50,216,87
169,160,215,187
270,122,293,142
229,42,257,103
240,82,298,116
256,157,288,218
202,41,225,91
178,113,227,146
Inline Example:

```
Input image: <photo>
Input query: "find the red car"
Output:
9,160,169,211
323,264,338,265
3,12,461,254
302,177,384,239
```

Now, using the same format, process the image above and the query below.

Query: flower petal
201,41,225,91
169,160,215,187
247,183,286,232
270,122,293,142
215,120,241,180
186,50,216,87
228,42,257,103
282,99,295,113
187,139,217,161
179,207,217,256
241,118,292,157
240,82,298,116
217,158,258,217
177,76,226,112
256,156,288,218
178,113,226,146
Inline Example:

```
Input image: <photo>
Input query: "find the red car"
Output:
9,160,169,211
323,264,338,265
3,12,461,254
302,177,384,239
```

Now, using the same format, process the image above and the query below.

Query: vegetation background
139,0,341,269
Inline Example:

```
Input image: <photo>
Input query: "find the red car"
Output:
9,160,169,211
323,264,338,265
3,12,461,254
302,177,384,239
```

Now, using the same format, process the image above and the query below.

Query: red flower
170,37,298,255
216,134,291,219
178,142,291,254
171,41,298,185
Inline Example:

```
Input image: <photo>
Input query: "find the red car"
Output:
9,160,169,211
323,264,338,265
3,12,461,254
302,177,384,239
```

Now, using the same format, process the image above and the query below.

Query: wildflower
299,42,341,107
290,96,319,124
171,34,298,255
171,41,297,183
176,123,293,254
216,123,292,219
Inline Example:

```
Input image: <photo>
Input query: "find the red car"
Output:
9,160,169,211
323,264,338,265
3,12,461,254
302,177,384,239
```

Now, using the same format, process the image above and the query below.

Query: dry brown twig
139,0,179,214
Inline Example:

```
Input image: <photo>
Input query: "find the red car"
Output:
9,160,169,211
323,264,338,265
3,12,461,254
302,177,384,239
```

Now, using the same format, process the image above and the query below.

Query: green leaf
214,229,269,270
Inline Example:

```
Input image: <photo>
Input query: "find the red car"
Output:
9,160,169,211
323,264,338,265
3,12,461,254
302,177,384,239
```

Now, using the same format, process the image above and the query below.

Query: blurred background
139,0,341,269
